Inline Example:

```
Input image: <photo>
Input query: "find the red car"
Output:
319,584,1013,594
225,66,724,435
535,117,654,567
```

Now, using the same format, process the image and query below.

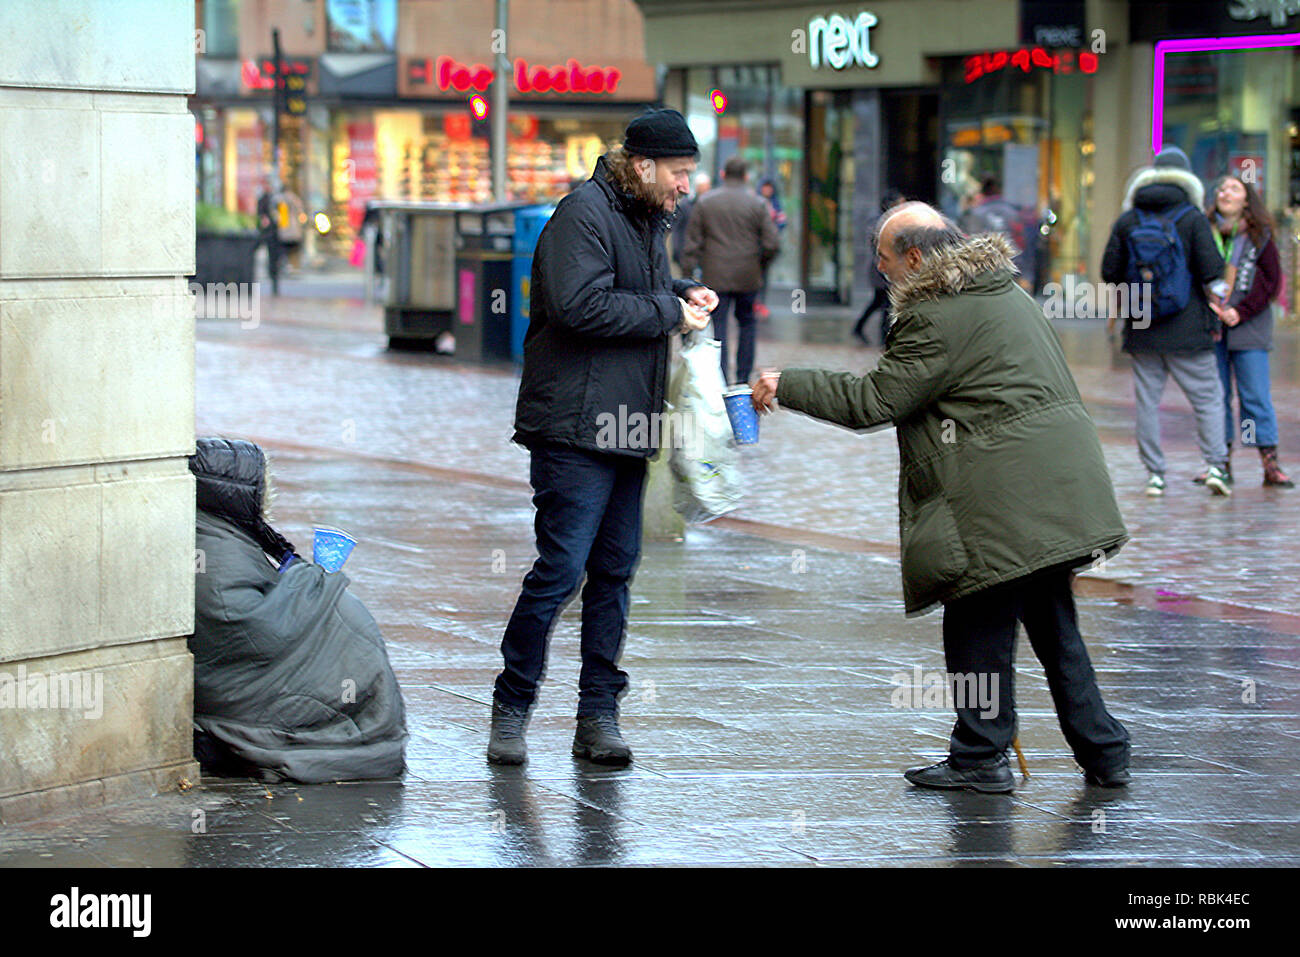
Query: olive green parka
775,234,1127,614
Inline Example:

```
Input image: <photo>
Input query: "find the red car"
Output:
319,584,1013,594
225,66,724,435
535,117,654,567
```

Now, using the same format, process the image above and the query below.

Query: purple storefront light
1152,32,1300,154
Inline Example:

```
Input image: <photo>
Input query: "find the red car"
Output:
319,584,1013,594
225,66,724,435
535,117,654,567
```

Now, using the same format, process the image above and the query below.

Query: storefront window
201,0,240,58
806,89,853,300
679,65,802,289
326,0,398,54
224,108,267,215
769,83,803,289
940,56,1092,292
685,67,718,183
1160,48,1295,216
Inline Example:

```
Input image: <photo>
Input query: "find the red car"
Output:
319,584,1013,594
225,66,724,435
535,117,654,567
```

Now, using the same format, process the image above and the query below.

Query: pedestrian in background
255,175,282,295
853,189,906,346
671,171,711,274
1204,173,1293,488
754,176,787,319
1101,145,1231,497
960,174,1036,292
681,156,780,385
489,108,716,768
753,203,1132,793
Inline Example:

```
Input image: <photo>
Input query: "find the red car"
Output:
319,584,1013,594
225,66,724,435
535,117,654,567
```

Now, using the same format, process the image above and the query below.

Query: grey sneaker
1145,474,1165,497
572,712,633,766
487,699,530,765
1204,465,1232,496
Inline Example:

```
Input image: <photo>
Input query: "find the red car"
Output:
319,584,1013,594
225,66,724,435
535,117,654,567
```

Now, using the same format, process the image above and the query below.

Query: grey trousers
1131,350,1228,476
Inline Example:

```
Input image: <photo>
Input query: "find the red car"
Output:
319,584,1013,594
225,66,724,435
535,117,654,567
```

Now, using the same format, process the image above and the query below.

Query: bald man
753,203,1132,794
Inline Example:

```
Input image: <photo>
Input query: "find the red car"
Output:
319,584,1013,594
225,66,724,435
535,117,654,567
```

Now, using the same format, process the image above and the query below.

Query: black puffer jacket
1101,166,1224,353
513,153,698,457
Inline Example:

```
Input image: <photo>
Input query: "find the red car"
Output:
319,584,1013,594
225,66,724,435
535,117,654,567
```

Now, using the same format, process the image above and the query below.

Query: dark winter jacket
1220,229,1281,352
513,153,700,457
1101,166,1224,353
776,234,1127,615
680,181,780,293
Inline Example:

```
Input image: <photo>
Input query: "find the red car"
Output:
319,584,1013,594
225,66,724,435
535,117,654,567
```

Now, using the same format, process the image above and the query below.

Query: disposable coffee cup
723,386,760,445
313,526,357,573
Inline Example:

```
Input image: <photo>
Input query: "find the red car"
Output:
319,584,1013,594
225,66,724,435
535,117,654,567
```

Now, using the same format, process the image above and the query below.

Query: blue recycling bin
511,205,556,361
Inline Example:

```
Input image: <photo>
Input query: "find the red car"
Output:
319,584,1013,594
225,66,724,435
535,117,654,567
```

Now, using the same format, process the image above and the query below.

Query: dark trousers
941,565,1130,772
494,443,647,715
853,286,890,344
713,290,758,385
261,231,282,294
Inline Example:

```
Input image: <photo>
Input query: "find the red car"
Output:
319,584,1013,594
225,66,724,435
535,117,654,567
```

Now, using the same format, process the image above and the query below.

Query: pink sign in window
458,269,476,325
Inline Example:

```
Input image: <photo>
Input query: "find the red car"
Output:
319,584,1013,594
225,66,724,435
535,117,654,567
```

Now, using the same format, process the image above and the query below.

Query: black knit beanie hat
623,108,698,159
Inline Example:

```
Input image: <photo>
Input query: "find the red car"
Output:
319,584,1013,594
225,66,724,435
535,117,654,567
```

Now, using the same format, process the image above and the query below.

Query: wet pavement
3,283,1298,866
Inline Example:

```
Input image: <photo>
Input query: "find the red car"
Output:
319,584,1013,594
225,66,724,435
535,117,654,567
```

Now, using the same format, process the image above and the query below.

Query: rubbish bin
511,205,556,361
452,203,532,362
377,201,463,349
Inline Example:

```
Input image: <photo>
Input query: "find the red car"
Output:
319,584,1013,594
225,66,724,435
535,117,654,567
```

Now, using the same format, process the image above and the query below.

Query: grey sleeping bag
189,439,406,783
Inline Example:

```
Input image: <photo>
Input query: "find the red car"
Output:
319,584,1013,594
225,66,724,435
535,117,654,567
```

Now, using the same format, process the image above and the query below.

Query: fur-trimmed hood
1122,165,1204,211
888,233,1019,311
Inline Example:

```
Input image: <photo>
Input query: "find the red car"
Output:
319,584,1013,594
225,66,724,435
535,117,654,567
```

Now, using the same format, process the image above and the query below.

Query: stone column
0,1,199,822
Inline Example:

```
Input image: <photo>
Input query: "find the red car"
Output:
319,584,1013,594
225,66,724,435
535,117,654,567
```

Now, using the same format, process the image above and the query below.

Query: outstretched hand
753,369,781,413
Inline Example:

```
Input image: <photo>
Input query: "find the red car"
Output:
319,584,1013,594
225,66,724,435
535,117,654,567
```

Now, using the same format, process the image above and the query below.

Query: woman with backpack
1202,174,1293,488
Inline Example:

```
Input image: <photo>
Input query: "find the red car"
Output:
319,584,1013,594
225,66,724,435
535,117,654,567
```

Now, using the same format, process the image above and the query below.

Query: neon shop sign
808,11,879,69
409,56,623,94
963,47,1099,83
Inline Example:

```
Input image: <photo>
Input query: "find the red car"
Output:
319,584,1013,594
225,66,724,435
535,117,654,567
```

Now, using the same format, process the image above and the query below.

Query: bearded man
487,109,717,767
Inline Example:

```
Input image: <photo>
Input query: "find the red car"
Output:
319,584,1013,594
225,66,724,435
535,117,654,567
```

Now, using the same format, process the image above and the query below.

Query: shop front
1135,1,1299,216
191,0,659,263
641,0,1041,303
1130,0,1300,316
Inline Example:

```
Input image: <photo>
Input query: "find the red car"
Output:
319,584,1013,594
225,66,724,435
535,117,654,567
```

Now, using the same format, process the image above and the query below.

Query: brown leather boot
1261,447,1295,488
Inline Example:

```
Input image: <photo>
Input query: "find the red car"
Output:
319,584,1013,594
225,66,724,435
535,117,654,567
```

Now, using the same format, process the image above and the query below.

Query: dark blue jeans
494,443,647,715
712,290,758,386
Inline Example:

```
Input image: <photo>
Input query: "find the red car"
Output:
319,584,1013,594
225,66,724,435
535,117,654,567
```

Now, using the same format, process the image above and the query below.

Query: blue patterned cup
723,387,760,444
313,526,357,573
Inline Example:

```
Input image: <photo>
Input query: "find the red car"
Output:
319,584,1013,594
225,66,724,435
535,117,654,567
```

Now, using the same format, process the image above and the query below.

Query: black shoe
1083,765,1131,788
572,712,633,766
904,755,1015,794
487,699,530,765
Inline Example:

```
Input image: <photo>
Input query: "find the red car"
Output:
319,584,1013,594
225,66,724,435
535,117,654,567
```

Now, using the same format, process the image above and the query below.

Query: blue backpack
1125,203,1196,319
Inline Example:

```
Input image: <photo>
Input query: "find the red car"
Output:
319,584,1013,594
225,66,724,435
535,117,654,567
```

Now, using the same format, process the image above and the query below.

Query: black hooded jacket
512,153,699,457
1101,165,1224,353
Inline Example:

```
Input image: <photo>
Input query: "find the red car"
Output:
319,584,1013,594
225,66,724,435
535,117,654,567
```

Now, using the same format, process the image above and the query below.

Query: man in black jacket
489,109,717,767
1101,145,1229,497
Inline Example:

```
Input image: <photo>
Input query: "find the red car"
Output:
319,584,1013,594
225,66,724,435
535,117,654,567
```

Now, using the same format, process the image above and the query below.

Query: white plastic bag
666,332,743,523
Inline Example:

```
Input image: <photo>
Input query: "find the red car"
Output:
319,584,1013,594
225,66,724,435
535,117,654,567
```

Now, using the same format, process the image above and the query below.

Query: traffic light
469,94,490,139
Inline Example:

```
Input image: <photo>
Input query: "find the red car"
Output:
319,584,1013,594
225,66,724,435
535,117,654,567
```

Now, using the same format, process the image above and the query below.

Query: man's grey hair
873,201,965,258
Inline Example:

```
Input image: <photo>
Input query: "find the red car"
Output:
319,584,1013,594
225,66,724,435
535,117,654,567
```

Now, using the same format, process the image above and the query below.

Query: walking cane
1012,736,1030,778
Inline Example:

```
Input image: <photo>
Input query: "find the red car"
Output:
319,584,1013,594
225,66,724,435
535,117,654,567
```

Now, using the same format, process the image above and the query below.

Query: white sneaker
1204,466,1232,496
1145,474,1165,497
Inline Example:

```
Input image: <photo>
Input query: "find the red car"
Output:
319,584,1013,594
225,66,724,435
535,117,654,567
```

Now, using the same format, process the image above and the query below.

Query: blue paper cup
313,526,357,573
723,386,760,445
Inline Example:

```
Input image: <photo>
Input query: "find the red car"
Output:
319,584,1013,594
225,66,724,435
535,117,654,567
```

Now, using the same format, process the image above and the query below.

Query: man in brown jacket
681,156,780,385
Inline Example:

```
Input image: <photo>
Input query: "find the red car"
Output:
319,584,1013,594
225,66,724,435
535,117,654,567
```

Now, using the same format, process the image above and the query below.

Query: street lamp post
492,0,509,202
